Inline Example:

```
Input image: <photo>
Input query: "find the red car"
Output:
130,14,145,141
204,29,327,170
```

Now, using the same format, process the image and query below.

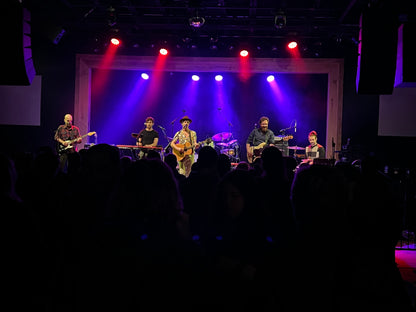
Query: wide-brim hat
180,115,192,123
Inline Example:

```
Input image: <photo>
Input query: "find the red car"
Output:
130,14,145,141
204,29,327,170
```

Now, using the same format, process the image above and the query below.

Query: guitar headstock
88,132,96,136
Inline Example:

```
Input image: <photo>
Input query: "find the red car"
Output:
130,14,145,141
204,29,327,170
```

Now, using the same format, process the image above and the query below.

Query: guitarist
54,113,82,172
246,116,275,164
170,116,200,177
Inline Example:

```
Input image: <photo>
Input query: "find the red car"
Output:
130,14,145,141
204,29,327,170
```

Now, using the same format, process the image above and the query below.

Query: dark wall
0,35,76,155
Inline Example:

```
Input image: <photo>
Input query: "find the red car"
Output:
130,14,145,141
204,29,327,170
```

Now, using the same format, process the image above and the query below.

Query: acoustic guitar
172,139,209,162
57,131,96,155
247,135,293,163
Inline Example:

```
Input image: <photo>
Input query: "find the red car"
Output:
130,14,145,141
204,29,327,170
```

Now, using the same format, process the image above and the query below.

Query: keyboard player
136,116,159,159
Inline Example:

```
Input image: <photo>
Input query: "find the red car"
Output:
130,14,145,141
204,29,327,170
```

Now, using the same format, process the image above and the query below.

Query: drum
221,149,235,156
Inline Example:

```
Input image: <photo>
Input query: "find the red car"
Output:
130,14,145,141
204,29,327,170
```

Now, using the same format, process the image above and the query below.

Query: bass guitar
57,131,96,155
247,135,293,163
172,139,210,162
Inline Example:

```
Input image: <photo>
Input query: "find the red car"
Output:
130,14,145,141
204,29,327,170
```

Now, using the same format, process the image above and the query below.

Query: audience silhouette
1,145,414,311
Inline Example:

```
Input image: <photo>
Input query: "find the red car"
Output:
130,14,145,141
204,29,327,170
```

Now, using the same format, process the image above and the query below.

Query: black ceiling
23,0,413,58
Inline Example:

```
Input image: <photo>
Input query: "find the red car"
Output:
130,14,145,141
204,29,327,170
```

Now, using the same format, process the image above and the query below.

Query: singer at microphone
170,115,198,178
136,117,160,159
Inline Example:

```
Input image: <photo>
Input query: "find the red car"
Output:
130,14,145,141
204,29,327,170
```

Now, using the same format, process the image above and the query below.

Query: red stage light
110,38,120,46
239,50,249,57
159,48,168,55
288,41,298,49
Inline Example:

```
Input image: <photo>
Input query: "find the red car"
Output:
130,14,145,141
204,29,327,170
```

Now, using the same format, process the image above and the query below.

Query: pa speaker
1,2,36,85
356,5,398,94
395,23,416,87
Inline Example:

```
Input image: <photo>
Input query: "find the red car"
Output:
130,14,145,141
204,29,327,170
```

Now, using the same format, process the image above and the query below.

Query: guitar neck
70,133,91,143
183,140,206,151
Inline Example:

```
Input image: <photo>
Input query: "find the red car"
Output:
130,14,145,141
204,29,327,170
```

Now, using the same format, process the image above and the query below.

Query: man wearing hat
170,116,200,177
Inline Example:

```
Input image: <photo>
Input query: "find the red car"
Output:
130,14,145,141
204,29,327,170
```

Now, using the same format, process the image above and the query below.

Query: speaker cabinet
356,5,398,94
1,2,36,85
395,23,416,87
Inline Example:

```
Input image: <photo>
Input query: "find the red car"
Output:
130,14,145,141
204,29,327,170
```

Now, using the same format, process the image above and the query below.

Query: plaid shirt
54,125,81,152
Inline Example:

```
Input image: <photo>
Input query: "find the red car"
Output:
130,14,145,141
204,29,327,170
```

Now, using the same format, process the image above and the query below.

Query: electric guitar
57,131,96,155
172,139,210,162
247,135,293,163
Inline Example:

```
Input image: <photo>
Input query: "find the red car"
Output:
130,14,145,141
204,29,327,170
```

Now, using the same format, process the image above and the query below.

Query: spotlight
267,75,275,82
192,75,200,81
215,75,223,81
288,41,298,49
159,48,168,55
274,10,286,29
110,38,120,46
141,73,149,80
240,50,249,57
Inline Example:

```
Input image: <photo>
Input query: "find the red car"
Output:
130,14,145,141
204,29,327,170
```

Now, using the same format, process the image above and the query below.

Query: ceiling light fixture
189,16,205,28
274,10,286,29
189,9,205,28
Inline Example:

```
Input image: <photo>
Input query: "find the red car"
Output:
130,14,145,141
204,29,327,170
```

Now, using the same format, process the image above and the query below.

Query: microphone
158,125,166,131
144,123,147,126
170,118,176,125
294,120,297,133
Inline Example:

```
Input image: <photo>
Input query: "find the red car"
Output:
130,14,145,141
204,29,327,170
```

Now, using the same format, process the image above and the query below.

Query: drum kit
211,132,239,161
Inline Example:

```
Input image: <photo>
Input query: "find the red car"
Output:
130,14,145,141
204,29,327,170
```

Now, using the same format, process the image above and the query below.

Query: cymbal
228,139,238,145
131,133,139,138
216,142,229,147
288,146,306,150
212,132,232,142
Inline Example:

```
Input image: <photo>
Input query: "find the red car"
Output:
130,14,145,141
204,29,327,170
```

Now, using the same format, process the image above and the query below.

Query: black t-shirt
137,129,159,145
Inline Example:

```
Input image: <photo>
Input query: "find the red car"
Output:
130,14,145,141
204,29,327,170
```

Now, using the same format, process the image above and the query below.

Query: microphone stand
170,118,177,138
159,126,172,158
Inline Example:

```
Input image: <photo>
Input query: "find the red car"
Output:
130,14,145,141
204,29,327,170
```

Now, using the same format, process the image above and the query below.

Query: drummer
202,137,215,148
